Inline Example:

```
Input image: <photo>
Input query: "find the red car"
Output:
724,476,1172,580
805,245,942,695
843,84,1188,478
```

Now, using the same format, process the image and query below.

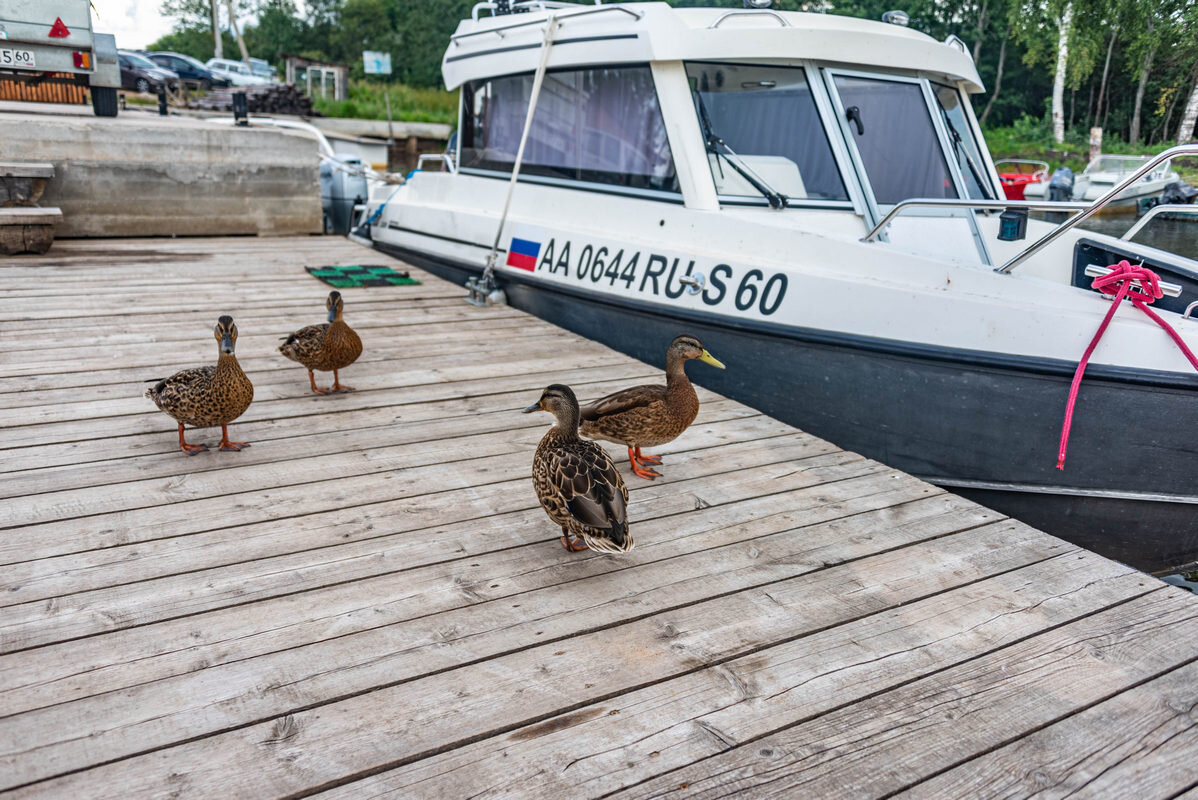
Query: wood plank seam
601,584,1175,800
5,517,1039,793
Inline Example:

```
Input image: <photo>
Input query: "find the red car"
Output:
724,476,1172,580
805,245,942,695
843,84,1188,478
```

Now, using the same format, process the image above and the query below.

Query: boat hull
379,241,1198,573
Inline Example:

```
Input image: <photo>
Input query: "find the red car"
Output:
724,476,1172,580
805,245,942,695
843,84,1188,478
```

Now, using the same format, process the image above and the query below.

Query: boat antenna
468,14,559,306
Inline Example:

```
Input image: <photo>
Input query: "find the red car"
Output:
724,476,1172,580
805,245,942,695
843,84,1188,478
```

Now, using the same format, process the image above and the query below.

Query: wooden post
1088,127,1103,163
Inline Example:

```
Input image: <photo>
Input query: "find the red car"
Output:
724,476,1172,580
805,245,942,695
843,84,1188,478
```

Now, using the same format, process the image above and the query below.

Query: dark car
117,50,178,94
147,51,230,90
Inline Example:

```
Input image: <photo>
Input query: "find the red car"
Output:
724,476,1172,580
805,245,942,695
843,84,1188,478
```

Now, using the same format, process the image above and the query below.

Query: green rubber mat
306,265,422,288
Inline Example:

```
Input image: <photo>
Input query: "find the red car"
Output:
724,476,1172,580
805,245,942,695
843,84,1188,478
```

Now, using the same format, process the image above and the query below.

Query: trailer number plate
0,48,35,68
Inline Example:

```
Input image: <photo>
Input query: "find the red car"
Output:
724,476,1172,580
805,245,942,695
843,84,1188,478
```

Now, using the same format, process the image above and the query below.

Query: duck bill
221,334,235,355
327,308,337,323
698,349,725,369
522,402,542,414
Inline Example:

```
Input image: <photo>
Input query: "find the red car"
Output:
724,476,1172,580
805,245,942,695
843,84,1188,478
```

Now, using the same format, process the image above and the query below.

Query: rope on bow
1057,260,1198,469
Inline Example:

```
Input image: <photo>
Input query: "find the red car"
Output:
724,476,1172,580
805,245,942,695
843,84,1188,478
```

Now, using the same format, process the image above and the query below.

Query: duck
279,290,363,393
524,384,633,553
145,315,254,455
579,334,725,480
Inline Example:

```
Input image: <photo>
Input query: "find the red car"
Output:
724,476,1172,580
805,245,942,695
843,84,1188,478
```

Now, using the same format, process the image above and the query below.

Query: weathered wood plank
0,441,874,651
615,589,1198,800
0,455,918,716
311,551,1151,800
895,654,1198,798
0,515,1042,792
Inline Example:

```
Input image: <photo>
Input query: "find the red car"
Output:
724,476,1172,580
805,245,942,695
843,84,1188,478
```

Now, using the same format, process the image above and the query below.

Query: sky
90,0,177,49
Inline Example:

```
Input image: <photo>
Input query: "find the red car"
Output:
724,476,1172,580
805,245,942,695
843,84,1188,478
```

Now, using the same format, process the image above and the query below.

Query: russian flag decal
506,237,540,272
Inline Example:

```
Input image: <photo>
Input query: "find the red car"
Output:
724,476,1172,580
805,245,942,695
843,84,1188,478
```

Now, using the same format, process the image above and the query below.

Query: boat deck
2,236,1197,799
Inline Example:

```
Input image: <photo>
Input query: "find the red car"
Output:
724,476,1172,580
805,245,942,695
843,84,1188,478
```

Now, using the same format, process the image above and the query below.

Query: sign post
363,50,394,146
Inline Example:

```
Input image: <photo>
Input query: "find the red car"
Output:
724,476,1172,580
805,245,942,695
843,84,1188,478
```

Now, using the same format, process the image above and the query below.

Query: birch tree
1052,2,1074,141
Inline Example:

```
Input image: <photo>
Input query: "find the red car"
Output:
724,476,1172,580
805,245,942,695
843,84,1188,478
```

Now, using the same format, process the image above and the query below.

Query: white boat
362,1,1198,572
1025,153,1181,204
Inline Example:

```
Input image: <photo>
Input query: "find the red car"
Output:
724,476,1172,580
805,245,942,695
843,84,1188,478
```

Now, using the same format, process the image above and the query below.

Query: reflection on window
686,63,847,202
460,66,678,193
834,75,957,204
934,83,992,200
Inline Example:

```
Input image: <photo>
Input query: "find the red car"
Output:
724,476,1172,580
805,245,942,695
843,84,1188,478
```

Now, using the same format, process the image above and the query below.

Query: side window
685,62,847,202
460,66,679,194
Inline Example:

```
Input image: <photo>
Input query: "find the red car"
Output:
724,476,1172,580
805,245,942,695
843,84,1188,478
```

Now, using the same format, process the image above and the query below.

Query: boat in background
1025,153,1181,204
995,159,1048,200
363,1,1198,572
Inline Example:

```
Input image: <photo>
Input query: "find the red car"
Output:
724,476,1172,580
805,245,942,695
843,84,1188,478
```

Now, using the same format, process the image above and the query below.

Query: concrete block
0,113,322,238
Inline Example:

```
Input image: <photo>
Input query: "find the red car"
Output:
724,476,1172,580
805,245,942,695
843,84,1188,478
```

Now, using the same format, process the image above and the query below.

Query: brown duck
524,384,633,553
145,315,254,455
279,290,363,393
580,334,725,479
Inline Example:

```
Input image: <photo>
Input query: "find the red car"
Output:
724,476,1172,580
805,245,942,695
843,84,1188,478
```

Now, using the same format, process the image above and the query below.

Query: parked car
147,52,230,90
205,58,269,87
118,50,178,94
248,57,279,84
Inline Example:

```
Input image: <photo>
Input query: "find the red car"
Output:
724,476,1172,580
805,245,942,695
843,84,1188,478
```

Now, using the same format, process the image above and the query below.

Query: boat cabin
443,1,1000,259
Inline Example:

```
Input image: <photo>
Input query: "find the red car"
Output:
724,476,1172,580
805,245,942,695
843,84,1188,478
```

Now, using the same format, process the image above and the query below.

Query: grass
312,80,458,125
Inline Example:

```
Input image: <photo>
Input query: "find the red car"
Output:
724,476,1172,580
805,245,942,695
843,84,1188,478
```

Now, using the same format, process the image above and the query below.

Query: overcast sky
89,0,175,49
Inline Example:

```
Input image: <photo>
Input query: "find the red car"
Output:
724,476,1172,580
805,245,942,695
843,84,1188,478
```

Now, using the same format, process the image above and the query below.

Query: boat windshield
685,63,848,202
1085,155,1153,175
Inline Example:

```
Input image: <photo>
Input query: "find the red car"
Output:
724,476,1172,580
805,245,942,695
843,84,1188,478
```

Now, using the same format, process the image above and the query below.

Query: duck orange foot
560,531,589,551
218,424,250,452
627,447,662,480
177,424,208,456
633,446,663,466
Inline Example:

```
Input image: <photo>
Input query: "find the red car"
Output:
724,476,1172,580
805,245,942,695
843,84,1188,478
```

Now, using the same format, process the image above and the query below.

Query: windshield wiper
940,110,995,201
693,90,788,210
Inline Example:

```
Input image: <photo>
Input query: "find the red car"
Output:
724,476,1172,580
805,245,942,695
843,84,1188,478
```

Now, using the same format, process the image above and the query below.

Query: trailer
0,0,121,116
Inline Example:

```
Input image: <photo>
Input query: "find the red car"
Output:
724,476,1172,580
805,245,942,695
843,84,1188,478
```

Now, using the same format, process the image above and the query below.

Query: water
1161,570,1198,593
1045,208,1198,259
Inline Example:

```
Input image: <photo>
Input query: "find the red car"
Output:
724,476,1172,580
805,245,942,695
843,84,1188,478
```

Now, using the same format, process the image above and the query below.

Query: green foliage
311,79,458,124
154,0,1198,145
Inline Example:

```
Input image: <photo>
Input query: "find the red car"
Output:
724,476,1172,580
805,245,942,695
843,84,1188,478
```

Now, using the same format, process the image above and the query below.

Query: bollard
157,86,168,116
232,91,248,126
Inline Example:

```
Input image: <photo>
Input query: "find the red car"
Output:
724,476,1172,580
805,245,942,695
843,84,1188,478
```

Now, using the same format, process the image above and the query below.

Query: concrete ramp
0,111,321,237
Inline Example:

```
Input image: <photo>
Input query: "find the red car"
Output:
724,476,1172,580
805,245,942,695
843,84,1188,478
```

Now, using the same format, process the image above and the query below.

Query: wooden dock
2,236,1197,798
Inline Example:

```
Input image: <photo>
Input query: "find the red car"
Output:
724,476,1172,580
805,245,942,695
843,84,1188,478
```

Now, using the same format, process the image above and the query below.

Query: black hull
379,242,1198,573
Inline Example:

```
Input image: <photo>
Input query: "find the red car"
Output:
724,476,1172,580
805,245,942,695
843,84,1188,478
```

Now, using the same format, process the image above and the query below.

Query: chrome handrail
861,199,1090,243
416,153,457,173
996,143,1198,274
708,9,791,29
453,3,643,43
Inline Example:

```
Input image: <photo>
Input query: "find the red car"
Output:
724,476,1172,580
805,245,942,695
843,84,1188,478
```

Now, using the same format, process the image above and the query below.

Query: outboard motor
1160,179,1198,205
1047,166,1075,202
320,153,369,235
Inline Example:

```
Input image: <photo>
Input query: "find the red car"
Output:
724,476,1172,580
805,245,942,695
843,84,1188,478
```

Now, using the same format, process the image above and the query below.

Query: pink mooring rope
1057,260,1198,469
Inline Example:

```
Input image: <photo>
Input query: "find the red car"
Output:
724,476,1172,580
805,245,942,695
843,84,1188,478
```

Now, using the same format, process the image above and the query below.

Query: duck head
523,384,581,431
670,334,725,369
214,315,238,355
327,291,344,323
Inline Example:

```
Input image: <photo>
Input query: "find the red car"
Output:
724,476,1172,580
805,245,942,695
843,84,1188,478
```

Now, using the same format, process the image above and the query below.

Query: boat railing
708,9,791,28
997,143,1198,274
861,198,1090,243
455,3,643,43
1122,204,1198,242
416,153,457,173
